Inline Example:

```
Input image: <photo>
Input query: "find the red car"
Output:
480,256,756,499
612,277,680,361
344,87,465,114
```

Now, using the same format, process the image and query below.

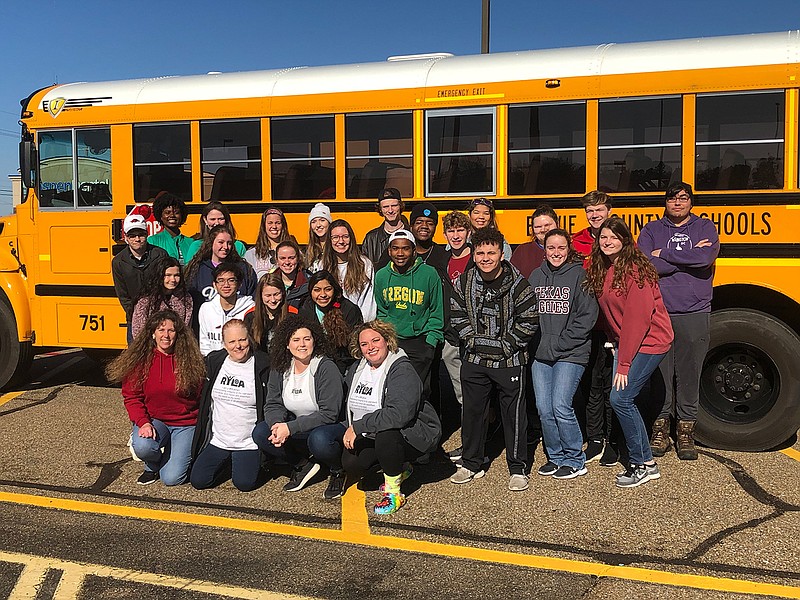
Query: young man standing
198,264,256,356
450,228,539,491
361,188,408,265
638,182,719,460
409,202,449,273
374,229,444,399
112,213,167,341
573,191,616,465
147,192,194,265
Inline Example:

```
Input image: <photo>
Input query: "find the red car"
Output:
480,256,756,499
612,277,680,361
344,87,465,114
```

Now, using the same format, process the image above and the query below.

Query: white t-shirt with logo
348,361,388,423
282,366,318,417
210,356,258,451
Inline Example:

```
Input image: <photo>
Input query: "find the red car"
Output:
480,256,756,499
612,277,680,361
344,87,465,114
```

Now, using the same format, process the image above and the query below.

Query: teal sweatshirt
374,257,444,347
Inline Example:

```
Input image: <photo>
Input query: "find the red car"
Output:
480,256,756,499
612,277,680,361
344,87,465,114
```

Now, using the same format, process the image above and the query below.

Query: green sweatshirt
374,257,444,347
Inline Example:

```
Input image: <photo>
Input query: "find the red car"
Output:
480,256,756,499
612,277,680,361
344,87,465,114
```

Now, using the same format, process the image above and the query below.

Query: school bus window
271,116,335,200
38,129,74,208
201,120,261,201
427,107,495,196
695,91,784,190
345,112,413,199
76,128,112,207
508,102,585,195
598,97,681,194
133,123,192,202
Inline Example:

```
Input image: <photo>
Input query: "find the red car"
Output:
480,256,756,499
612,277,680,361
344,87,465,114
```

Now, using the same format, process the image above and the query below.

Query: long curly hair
308,270,354,350
269,314,332,373
254,208,293,260
106,310,205,395
194,201,238,241
251,271,287,346
321,219,370,296
184,224,243,286
583,217,659,297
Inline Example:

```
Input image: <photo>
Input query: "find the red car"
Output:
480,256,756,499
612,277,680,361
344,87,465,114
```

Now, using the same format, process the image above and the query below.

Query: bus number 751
79,315,105,332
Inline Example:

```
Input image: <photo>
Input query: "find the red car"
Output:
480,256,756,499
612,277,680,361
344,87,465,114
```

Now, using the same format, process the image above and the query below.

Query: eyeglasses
215,277,238,285
126,232,147,238
470,198,493,208
330,234,350,242
667,193,691,204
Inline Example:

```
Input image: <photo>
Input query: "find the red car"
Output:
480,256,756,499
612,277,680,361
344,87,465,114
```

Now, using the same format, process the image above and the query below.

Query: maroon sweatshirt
122,351,200,427
510,241,545,279
597,265,673,376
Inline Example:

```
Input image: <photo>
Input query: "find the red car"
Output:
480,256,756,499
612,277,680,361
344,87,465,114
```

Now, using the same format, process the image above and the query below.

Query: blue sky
1,0,798,214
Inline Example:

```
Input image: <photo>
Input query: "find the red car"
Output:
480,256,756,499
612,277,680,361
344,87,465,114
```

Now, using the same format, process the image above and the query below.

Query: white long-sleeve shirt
198,295,255,356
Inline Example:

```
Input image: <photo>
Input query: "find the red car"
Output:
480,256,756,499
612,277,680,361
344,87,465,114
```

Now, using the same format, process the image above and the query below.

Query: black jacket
191,349,270,458
111,244,167,321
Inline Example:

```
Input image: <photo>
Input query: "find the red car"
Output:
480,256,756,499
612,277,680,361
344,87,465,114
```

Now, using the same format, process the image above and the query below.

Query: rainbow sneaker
374,492,406,515
378,464,413,493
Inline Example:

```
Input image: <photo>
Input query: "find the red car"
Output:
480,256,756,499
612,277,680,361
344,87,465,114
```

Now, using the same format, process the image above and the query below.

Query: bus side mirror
19,139,36,190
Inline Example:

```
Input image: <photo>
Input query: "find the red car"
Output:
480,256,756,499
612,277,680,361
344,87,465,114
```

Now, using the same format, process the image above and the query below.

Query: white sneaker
450,466,485,484
508,474,529,491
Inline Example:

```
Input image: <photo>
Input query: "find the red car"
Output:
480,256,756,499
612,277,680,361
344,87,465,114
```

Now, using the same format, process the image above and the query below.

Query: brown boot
650,417,671,457
676,420,698,460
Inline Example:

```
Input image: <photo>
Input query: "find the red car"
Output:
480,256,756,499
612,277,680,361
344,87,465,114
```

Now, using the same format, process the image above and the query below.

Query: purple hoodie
637,213,720,314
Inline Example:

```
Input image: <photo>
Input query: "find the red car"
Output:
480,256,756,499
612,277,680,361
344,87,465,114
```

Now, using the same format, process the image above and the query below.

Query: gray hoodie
344,349,441,454
528,260,598,365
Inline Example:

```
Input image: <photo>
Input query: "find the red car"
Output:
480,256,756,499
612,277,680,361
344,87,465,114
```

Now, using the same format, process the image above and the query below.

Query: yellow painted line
341,485,370,536
424,93,505,102
780,447,800,462
0,392,24,408
0,549,315,599
0,491,798,598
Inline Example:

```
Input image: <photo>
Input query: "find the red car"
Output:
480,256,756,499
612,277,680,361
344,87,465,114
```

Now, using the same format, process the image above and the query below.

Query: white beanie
308,203,332,224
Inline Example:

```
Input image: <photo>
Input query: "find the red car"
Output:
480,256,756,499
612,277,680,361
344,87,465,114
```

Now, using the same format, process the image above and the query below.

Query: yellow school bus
5,31,800,450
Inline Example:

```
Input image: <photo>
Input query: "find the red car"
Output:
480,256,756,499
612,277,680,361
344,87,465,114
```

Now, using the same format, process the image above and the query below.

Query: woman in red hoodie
107,310,205,485
584,218,674,489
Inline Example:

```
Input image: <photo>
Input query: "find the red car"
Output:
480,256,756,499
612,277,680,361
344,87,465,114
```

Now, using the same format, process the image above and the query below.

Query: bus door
35,127,126,348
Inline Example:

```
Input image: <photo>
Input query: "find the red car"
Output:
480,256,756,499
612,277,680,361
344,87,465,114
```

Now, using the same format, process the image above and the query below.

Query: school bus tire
697,309,800,451
0,300,33,391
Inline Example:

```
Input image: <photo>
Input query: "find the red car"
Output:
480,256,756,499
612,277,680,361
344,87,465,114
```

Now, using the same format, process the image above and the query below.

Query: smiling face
163,266,181,291
532,215,557,245
388,239,415,269
599,227,624,262
379,198,402,224
213,270,239,302
264,214,283,243
469,204,492,230
125,230,148,254
545,234,569,269
474,242,503,279
223,323,251,363
310,217,329,238
211,232,233,262
160,206,183,231
204,209,226,230
411,216,436,243
444,226,468,252
359,328,389,368
276,246,298,276
311,279,335,308
329,225,351,256
261,285,284,311
288,327,314,364
153,319,177,354
585,204,611,231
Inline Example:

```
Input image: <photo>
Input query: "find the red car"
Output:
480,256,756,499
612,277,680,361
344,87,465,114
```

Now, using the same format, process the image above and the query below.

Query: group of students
108,181,719,515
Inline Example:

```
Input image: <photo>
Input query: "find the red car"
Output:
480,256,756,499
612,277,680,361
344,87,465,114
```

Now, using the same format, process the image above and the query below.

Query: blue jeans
610,351,667,465
190,443,261,492
252,421,312,468
532,360,586,469
307,423,347,473
131,419,195,486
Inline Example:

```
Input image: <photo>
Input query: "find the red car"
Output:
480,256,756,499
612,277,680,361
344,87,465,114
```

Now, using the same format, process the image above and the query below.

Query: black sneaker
552,465,588,480
283,461,321,492
537,461,558,476
599,443,619,467
136,470,159,485
323,471,346,500
584,439,604,463
447,446,463,463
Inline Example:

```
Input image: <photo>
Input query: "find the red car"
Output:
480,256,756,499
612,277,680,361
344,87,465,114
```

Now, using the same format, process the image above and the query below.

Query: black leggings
341,429,422,479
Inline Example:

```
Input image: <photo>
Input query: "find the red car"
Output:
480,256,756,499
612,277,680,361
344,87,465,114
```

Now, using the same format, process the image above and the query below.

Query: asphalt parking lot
0,350,798,599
